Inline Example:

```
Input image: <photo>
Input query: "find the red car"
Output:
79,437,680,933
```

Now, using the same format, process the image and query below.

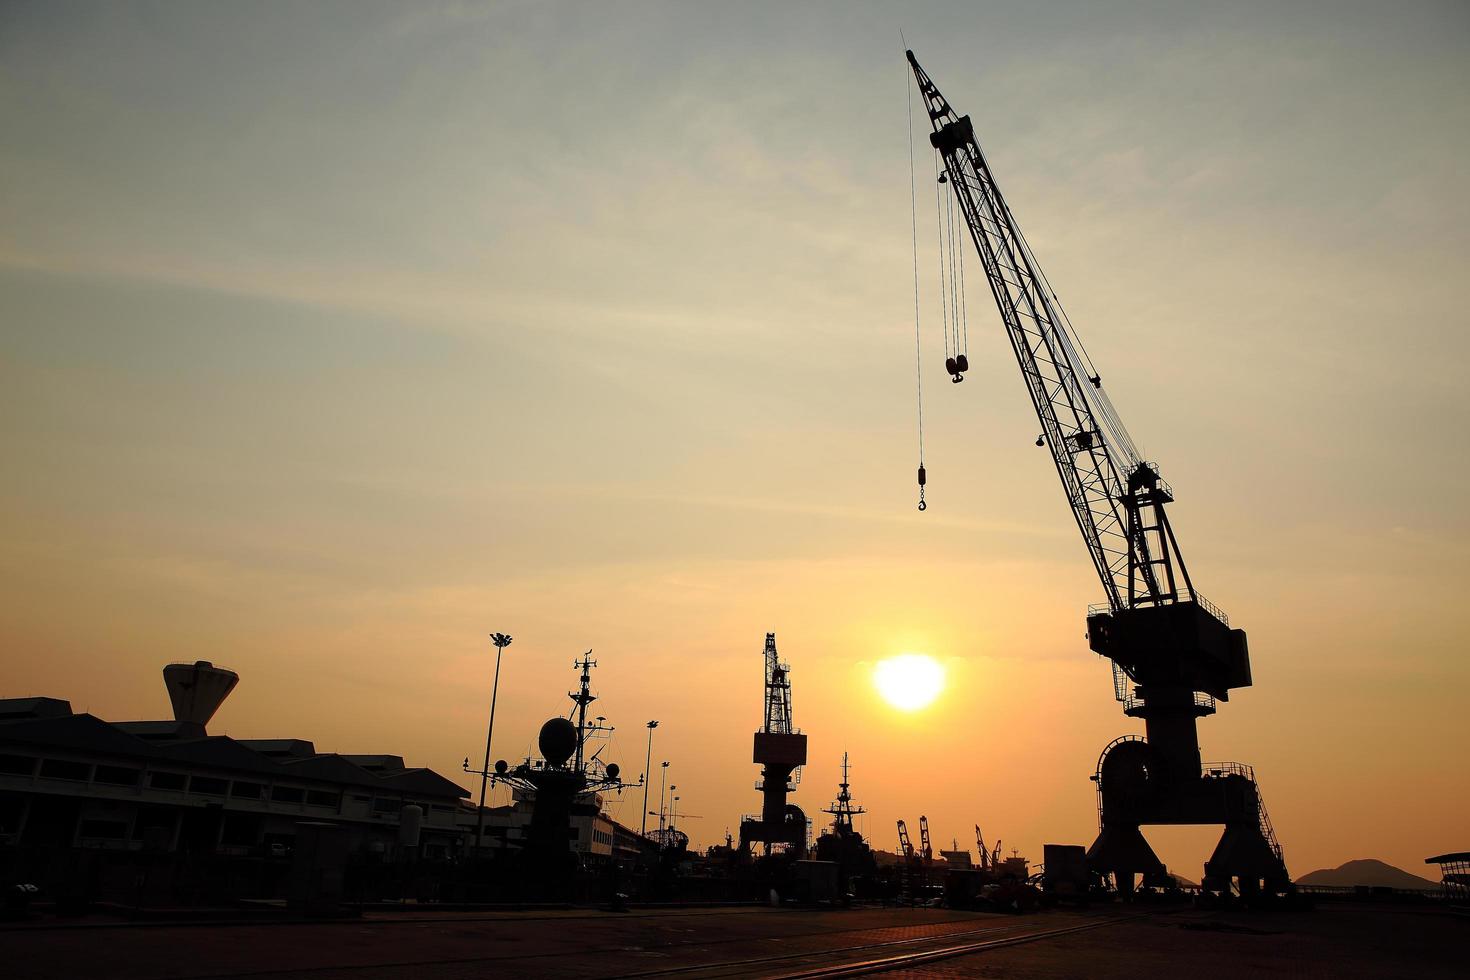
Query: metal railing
1189,591,1230,627
1200,761,1255,781
1200,761,1283,863
1113,665,1216,714
1087,591,1230,626
1091,734,1146,828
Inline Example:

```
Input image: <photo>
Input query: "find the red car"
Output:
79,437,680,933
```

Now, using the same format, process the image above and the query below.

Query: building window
94,765,142,786
231,781,264,800
190,776,228,796
40,759,90,781
149,771,187,791
372,797,399,813
0,754,35,776
78,819,128,840
0,798,24,834
220,813,261,847
306,789,340,808
271,786,305,804
131,806,176,842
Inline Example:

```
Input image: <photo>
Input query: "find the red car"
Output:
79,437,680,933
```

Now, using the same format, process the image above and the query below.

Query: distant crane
975,825,989,870
918,815,934,865
896,819,915,861
905,48,1290,899
739,634,808,856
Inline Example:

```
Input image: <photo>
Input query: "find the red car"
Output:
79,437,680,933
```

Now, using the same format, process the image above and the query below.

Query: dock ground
5,903,1462,978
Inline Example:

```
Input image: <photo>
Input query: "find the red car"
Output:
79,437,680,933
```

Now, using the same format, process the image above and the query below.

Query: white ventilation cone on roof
163,660,239,730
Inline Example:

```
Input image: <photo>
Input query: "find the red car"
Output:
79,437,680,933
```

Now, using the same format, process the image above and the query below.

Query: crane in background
918,815,934,865
906,49,1290,899
739,634,808,857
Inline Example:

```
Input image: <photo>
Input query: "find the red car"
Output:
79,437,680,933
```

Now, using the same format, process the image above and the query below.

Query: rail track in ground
7,905,1146,980
605,912,1144,980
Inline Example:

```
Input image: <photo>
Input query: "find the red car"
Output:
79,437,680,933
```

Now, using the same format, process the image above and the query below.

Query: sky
2,0,1468,878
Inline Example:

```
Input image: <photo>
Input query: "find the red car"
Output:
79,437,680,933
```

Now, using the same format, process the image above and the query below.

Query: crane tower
906,50,1289,898
738,633,808,856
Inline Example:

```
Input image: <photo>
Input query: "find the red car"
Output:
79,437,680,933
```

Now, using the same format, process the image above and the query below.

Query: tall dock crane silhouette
905,49,1290,898
738,634,808,857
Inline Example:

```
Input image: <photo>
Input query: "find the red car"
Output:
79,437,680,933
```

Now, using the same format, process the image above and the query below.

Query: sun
873,653,946,711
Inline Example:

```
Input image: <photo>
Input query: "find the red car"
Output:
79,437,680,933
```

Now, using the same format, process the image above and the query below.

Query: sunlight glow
873,653,946,711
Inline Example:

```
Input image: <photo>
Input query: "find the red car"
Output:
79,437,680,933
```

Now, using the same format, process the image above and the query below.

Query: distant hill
1169,873,1199,888
1296,859,1438,890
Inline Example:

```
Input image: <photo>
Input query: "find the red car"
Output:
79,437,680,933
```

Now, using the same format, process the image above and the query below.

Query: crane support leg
1089,734,1291,899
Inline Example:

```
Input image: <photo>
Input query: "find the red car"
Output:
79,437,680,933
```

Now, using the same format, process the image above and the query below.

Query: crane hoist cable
936,153,969,384
907,55,926,512
1002,196,1140,465
954,186,971,368
933,150,951,365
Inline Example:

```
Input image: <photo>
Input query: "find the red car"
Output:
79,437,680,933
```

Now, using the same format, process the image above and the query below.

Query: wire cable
907,55,927,511
933,150,951,360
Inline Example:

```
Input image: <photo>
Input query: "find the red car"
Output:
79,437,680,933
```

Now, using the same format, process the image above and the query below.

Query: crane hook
917,465,927,511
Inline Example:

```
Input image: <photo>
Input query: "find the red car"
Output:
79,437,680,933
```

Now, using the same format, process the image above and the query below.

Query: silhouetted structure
907,49,1290,897
1425,852,1470,909
478,654,632,892
813,753,875,887
0,662,469,909
738,634,807,857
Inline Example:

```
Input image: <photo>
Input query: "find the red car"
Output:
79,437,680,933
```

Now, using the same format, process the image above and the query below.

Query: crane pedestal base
1089,736,1291,898
1086,824,1168,897
1204,822,1292,894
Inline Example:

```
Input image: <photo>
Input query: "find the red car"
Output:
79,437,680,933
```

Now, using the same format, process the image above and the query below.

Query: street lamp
474,631,513,857
640,721,659,837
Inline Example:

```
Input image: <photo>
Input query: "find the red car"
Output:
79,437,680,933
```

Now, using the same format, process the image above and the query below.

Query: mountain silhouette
1296,859,1438,890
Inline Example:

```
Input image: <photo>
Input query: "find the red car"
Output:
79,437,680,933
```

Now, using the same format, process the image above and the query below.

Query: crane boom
906,50,1250,706
906,50,1163,613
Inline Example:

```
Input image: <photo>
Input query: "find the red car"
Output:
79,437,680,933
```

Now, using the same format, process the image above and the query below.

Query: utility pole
640,721,658,837
474,632,513,858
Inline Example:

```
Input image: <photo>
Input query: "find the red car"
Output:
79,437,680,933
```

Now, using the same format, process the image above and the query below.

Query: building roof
340,754,407,772
0,703,468,801
154,736,283,776
114,721,207,739
237,739,317,758
279,753,382,785
378,767,471,800
0,712,157,758
0,698,73,721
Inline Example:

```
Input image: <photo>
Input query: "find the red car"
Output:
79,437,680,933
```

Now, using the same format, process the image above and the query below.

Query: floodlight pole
475,631,513,857
640,721,659,837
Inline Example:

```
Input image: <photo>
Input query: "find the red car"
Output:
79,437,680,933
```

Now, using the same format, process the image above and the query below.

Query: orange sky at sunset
3,1,1468,880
